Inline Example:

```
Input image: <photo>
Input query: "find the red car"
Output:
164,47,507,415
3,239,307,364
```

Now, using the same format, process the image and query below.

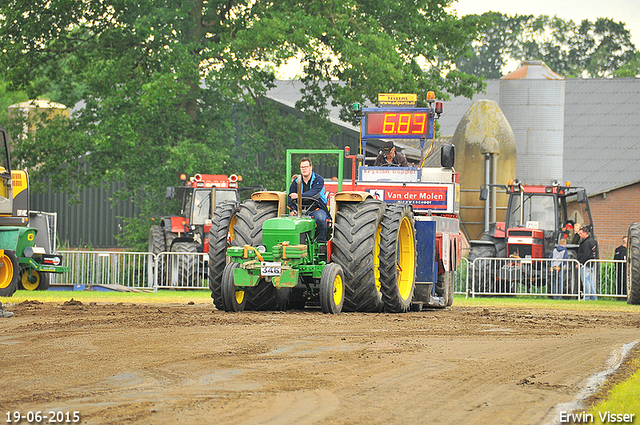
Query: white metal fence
153,252,209,289
51,250,627,301
52,251,210,290
467,257,627,300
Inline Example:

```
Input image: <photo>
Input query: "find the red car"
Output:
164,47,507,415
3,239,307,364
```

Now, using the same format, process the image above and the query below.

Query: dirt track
1,301,639,425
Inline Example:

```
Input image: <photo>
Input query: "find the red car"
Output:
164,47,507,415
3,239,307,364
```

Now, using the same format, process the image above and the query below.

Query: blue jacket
288,172,329,215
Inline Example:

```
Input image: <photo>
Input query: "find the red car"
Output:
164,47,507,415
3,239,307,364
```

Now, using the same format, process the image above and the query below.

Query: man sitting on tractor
374,141,408,167
288,157,329,243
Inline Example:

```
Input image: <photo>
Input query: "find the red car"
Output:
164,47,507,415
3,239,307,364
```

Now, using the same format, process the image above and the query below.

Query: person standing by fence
577,227,598,300
614,236,628,297
550,239,568,299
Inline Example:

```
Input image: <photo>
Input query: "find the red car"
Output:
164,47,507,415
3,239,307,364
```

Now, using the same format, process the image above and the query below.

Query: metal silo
451,100,517,240
499,60,565,184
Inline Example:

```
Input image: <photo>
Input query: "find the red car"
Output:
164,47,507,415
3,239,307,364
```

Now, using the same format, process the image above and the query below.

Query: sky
449,0,640,49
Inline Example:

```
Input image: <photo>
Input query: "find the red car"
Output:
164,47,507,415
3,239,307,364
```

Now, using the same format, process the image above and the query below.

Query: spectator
550,238,568,300
613,236,628,297
374,141,408,167
577,227,598,300
566,222,581,245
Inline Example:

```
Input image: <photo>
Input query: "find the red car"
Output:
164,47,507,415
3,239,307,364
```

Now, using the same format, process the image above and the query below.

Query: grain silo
499,60,565,184
451,100,517,240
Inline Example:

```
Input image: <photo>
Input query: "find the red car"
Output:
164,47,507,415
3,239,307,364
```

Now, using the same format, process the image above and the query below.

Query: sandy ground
1,301,639,425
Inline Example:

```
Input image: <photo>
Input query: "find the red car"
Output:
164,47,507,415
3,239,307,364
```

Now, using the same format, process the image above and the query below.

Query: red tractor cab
149,174,241,286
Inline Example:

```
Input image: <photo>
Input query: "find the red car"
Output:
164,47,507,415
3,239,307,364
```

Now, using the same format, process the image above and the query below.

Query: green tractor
210,149,399,314
221,190,345,314
0,127,68,297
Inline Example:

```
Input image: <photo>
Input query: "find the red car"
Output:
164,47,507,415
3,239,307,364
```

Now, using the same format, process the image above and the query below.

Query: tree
0,0,484,248
456,13,637,78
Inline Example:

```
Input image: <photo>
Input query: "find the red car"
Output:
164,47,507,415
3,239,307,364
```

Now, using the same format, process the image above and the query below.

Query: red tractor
469,180,596,295
149,173,241,286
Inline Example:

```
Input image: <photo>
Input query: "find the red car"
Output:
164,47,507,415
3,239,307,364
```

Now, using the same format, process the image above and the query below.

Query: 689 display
364,109,433,138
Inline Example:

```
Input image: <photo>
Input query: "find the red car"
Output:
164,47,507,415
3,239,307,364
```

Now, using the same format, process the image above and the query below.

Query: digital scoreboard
362,108,434,139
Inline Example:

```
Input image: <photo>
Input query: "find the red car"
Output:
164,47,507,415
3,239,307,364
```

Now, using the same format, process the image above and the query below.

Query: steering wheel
380,162,400,167
291,196,320,215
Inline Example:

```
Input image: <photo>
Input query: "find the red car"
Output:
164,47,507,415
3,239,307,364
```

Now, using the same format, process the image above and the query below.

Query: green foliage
614,52,640,77
0,0,483,248
0,81,27,128
456,13,637,78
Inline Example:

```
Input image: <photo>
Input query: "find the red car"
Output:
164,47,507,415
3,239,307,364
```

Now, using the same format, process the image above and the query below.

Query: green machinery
220,149,345,314
0,127,68,297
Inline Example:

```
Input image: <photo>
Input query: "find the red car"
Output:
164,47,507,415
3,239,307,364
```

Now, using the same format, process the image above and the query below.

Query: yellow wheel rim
235,289,244,304
21,270,40,291
397,216,415,301
374,224,382,292
0,254,14,289
333,273,343,306
229,216,237,243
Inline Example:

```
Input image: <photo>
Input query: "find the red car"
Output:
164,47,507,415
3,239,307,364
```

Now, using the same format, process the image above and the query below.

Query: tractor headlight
257,245,266,254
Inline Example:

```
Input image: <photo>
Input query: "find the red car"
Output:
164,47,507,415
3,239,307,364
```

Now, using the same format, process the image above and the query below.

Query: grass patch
1,289,213,305
587,351,640,424
452,295,640,313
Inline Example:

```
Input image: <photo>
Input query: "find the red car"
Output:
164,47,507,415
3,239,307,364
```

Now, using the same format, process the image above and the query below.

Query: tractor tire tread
378,203,416,313
331,198,385,312
627,223,640,305
208,201,239,309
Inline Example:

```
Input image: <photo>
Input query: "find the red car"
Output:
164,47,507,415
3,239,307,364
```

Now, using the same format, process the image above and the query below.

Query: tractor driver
374,141,408,167
288,157,329,243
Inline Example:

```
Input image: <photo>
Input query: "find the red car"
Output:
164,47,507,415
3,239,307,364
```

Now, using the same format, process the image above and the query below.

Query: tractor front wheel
320,263,344,314
221,262,246,312
19,269,50,291
0,251,20,297
627,223,640,305
171,241,199,287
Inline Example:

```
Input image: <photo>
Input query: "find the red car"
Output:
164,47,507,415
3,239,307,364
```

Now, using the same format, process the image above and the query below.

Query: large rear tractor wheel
171,241,200,287
19,269,50,291
250,280,289,311
378,203,416,312
0,251,20,297
208,201,239,309
221,262,246,312
232,200,282,311
148,225,166,255
331,197,385,312
320,263,344,314
627,223,640,305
